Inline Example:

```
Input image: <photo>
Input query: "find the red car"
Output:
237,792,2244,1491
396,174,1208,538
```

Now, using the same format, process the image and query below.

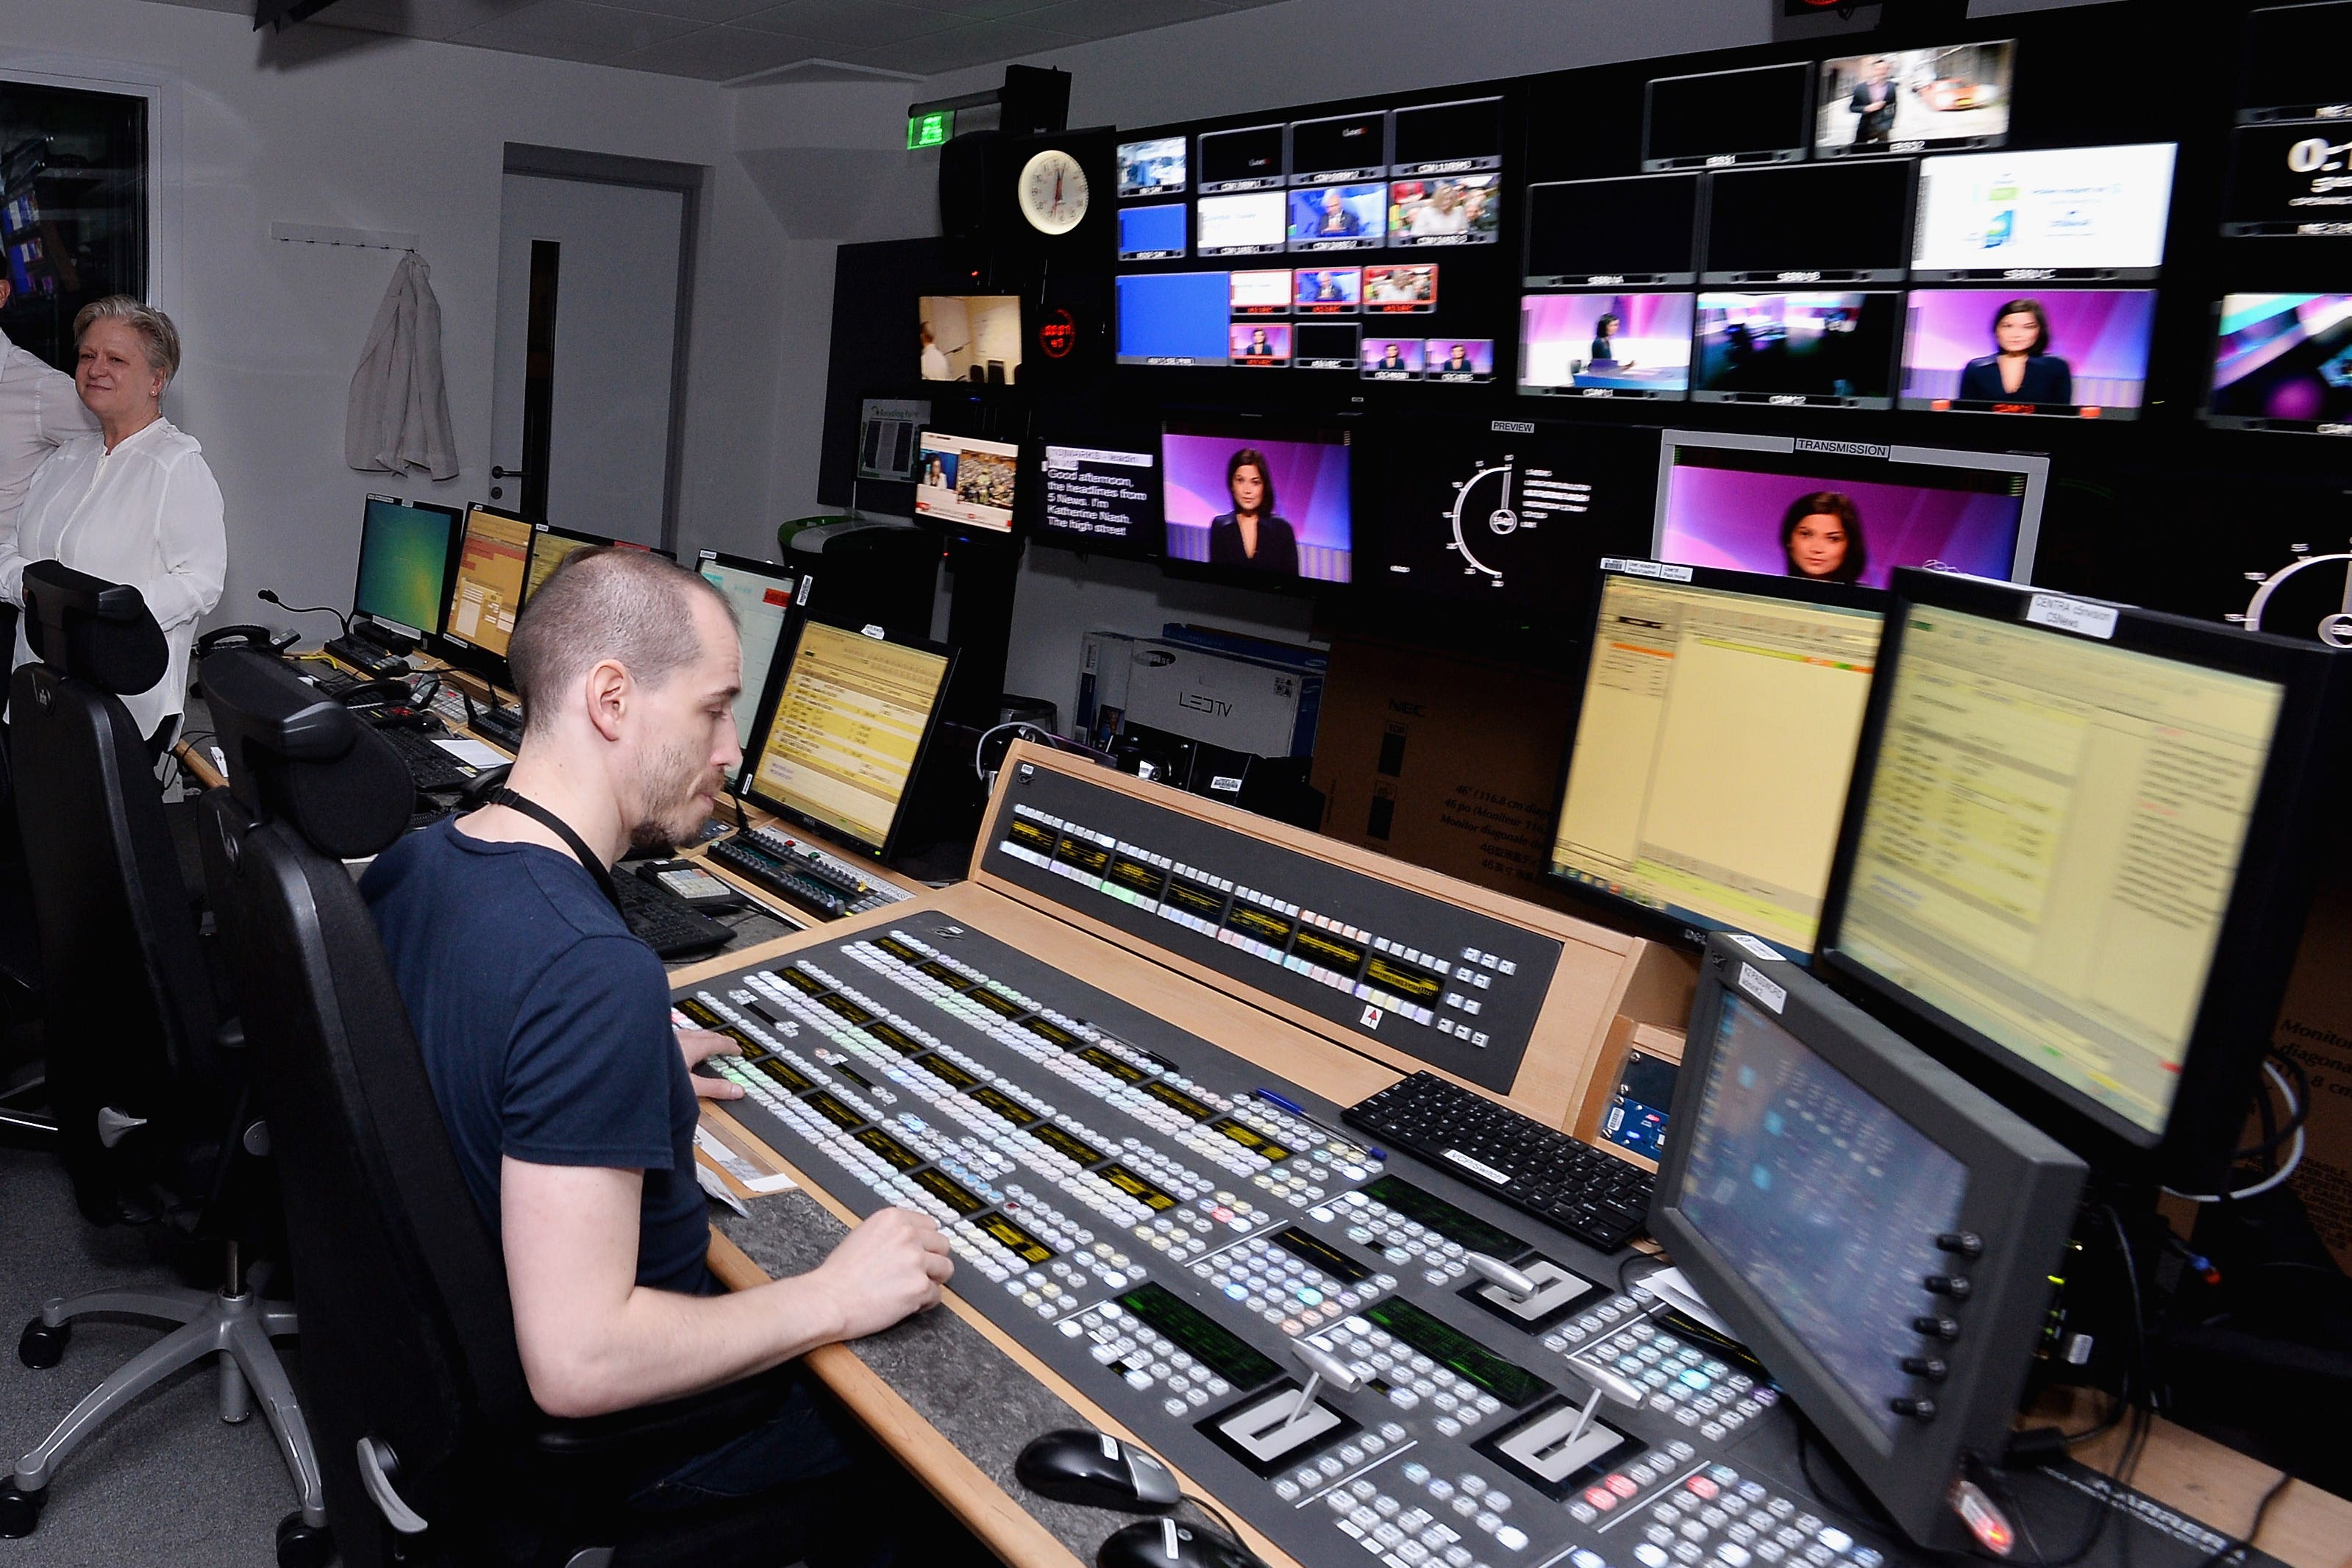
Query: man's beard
629,733,717,849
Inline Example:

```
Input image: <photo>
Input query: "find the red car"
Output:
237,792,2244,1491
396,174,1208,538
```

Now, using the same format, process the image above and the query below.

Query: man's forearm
527,1266,849,1419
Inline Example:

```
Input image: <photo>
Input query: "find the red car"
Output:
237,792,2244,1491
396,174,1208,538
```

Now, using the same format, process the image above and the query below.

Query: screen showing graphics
1389,175,1500,246
1520,292,1694,399
1294,267,1363,313
2206,293,2352,433
443,505,532,658
1361,336,1425,380
1814,42,2016,158
1831,605,2287,1140
1119,137,1188,198
1424,338,1494,382
1197,191,1286,255
1679,991,1967,1438
521,526,610,607
1230,323,1292,365
1552,570,1882,956
1364,264,1438,312
696,552,797,748
858,398,927,482
1702,162,1913,283
1653,431,2044,586
1199,125,1285,193
1644,63,1813,170
1911,143,2178,279
1901,289,2156,417
1119,204,1188,260
1295,322,1363,370
2223,123,2352,237
743,619,954,857
913,431,1019,532
2239,3,2352,122
1392,97,1503,176
1525,174,1700,286
1289,184,1386,250
1290,110,1387,184
1693,291,1900,408
919,294,1022,383
353,497,458,635
1116,272,1230,365
1230,269,1291,314
1604,1050,1678,1162
1038,444,1161,557
1162,418,1353,583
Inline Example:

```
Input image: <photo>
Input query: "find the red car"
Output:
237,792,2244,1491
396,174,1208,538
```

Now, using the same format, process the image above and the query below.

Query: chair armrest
525,1364,803,1480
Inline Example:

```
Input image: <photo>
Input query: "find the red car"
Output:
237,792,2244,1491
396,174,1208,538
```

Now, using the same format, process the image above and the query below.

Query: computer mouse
1097,1518,1261,1568
1015,1429,1180,1514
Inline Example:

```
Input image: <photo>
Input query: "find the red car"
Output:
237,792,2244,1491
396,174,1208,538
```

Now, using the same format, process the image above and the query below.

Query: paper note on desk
695,1121,798,1195
430,736,509,769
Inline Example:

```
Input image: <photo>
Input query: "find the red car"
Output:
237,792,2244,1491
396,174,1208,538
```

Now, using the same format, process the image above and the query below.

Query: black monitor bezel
521,522,621,609
351,493,463,639
1814,569,2345,1185
733,611,959,864
910,427,1027,548
1650,935,2085,1547
431,501,535,688
1542,560,1890,961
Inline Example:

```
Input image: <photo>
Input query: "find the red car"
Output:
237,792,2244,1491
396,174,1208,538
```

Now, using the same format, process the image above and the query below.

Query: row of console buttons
1063,1300,1238,1419
1544,1309,1774,1442
1195,1233,1398,1335
1271,1419,1410,1501
1330,1463,1517,1564
1631,1465,1884,1568
1308,1316,1502,1433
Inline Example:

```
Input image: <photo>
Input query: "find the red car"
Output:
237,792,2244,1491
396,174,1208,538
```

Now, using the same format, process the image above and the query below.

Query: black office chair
193,646,824,1568
0,563,325,1559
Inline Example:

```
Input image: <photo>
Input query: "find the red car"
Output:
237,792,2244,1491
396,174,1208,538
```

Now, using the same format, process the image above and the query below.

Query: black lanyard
485,787,622,915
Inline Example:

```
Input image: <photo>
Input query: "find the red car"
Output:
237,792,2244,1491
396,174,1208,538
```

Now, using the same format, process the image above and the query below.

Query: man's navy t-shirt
361,819,712,1295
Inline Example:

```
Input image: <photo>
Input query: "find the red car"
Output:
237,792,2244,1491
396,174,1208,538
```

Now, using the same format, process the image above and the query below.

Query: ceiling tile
145,0,250,12
850,15,1075,73
453,0,701,51
737,0,962,45
317,0,543,39
1010,0,1224,39
604,21,827,76
601,0,777,21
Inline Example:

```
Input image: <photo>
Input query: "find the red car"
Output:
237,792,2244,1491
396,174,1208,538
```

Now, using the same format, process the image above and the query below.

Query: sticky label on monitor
2024,594,2118,641
1725,933,1784,962
1736,962,1786,1015
1600,557,1694,582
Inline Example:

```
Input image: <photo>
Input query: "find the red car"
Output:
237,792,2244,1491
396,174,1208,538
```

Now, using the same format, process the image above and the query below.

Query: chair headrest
201,649,413,860
24,560,168,696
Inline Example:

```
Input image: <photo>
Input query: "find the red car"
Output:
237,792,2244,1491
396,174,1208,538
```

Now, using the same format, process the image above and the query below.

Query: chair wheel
17,1318,66,1369
276,1511,333,1568
0,1480,45,1538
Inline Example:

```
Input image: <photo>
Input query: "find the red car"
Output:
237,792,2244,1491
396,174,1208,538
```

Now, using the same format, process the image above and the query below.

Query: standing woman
0,297,225,753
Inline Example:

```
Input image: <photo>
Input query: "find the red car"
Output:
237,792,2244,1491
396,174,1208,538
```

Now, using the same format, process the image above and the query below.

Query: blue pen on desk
1254,1088,1386,1160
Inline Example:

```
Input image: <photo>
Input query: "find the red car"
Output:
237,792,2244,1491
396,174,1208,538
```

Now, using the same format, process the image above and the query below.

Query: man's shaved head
508,548,735,734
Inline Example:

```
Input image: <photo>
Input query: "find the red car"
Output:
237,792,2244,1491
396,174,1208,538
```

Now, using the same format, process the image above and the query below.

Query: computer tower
785,518,941,643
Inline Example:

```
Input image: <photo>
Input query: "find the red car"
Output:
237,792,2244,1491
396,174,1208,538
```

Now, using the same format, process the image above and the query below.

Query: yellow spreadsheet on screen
1550,574,1884,954
751,623,949,851
522,531,594,605
1836,606,2284,1135
447,508,531,656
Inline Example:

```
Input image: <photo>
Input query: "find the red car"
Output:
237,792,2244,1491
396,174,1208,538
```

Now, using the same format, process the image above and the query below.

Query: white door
488,171,685,547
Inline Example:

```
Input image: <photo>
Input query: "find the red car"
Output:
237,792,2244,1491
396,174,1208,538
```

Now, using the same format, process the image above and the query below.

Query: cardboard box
1120,641,1322,760
2268,850,2352,1270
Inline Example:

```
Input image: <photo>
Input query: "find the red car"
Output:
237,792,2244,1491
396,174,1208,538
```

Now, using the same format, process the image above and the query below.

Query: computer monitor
1813,42,2017,159
1547,563,1886,959
1117,271,1233,366
1161,415,1354,585
440,504,534,669
1692,291,1902,410
736,615,957,861
352,496,462,638
1900,289,2157,418
1910,143,2177,282
1519,292,1694,400
695,549,797,749
919,294,1022,385
1650,933,2086,1548
2203,293,2352,434
913,430,1021,534
1817,569,2346,1181
1700,162,1914,285
1033,435,1163,560
1523,173,1700,288
1652,430,2046,587
521,524,605,607
1644,63,1814,171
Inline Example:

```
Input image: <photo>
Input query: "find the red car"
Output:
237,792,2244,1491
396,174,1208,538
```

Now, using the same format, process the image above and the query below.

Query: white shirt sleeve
142,452,227,633
33,363,97,448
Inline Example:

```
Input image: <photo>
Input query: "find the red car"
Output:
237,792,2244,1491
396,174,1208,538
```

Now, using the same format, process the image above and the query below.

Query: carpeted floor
0,1142,315,1568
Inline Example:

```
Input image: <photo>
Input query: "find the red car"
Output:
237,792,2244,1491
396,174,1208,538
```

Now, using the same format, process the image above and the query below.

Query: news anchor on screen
1375,342,1411,371
1314,188,1365,238
1781,492,1869,583
1591,313,1627,365
1850,57,1897,144
1442,343,1473,372
1207,448,1300,577
1956,299,2074,405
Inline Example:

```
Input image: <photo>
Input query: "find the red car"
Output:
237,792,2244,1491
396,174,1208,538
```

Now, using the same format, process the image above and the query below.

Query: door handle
491,465,530,480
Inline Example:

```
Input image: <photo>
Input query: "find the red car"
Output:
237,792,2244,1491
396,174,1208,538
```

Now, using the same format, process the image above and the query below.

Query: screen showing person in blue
1289,185,1385,246
355,499,456,632
1118,204,1188,260
1955,297,2073,405
1116,272,1232,365
1680,994,1966,1438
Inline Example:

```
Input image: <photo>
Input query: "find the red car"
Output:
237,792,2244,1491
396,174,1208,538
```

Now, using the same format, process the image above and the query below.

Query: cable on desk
2189,1469,2292,1568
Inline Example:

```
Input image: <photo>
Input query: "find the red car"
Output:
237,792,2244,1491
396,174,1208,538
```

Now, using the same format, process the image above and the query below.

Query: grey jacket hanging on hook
346,251,458,482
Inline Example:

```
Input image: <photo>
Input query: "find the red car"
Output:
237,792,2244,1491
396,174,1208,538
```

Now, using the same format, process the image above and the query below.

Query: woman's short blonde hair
72,296,182,387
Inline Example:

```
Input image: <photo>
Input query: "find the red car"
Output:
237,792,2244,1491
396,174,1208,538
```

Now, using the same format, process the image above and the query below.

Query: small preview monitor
1819,573,2343,1182
1692,291,1902,409
1294,321,1363,371
1911,143,2178,281
1036,441,1162,557
1289,110,1388,185
1361,335,1426,381
521,524,609,607
1814,42,2016,159
1644,63,1813,171
1519,292,1694,400
1652,430,2045,586
1229,268,1291,316
442,503,533,662
738,616,957,861
1524,174,1700,288
1229,322,1292,366
2239,1,2352,122
1700,163,1914,284
1197,124,1285,193
1391,96,1504,177
1162,416,1353,585
2221,122,2352,238
1901,288,2157,418
913,430,1019,533
1389,175,1500,247
1119,204,1189,260
1364,263,1438,313
1550,563,1884,958
1287,184,1386,252
1116,271,1231,366
919,294,1023,384
695,550,797,749
1650,934,2086,1548
1119,135,1188,198
352,496,461,638
1422,338,1494,383
2205,292,2352,434
1197,190,1286,256
1294,266,1363,313
857,398,929,482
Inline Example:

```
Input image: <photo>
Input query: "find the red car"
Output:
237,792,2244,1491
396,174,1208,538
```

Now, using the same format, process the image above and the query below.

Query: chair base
10,1284,324,1529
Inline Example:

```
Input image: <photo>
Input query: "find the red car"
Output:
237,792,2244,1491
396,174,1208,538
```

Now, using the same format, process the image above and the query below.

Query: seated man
363,548,960,1564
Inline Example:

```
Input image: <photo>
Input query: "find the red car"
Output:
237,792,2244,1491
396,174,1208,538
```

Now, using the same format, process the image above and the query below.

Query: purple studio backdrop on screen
1902,290,2157,408
1163,430,1353,582
1658,463,2023,588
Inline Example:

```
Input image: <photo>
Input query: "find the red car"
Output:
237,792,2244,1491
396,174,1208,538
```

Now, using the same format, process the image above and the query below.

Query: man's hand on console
676,1027,745,1100
813,1207,955,1339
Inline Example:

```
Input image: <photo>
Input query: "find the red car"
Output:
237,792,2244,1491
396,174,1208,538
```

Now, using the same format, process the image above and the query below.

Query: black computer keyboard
615,872,734,960
321,635,410,680
374,724,475,793
706,827,910,922
1342,1072,1653,1253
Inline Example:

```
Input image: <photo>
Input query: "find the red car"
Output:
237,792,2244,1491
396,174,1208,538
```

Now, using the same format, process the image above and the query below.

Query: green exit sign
908,110,952,149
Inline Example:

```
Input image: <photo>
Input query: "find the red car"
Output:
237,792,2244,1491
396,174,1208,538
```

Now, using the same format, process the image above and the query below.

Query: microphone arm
258,588,352,638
